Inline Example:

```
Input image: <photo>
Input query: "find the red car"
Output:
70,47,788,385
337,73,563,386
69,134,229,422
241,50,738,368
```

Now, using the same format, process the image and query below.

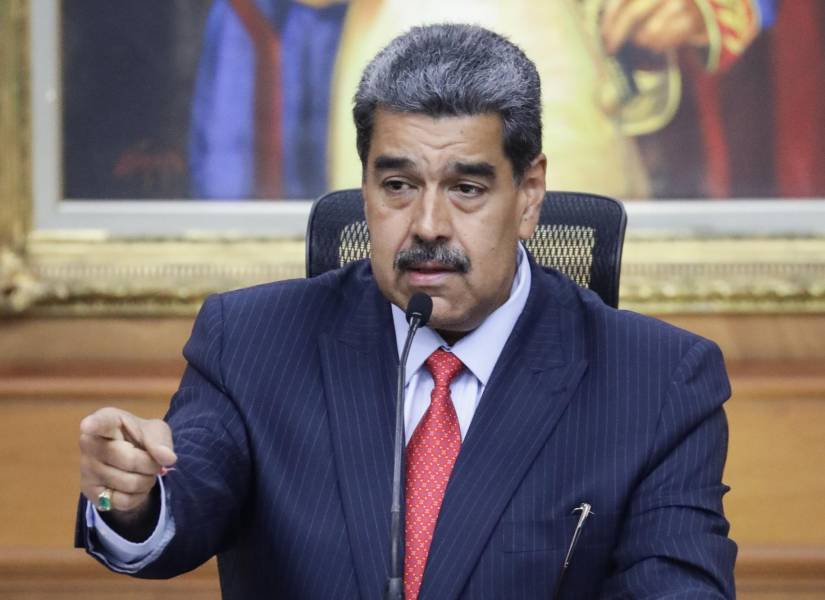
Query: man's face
363,109,546,340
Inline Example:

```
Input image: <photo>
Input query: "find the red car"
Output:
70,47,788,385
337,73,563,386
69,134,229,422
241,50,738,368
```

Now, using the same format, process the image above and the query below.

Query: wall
0,313,823,598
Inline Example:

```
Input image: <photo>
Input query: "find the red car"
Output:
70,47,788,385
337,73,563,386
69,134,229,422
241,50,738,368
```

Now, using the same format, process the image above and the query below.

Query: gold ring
97,487,113,512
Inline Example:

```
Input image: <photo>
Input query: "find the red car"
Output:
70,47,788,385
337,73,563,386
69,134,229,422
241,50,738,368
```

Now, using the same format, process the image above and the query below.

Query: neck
435,328,467,346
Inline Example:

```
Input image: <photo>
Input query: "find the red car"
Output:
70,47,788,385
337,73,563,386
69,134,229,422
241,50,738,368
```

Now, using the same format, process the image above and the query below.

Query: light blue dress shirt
392,243,531,443
87,244,531,568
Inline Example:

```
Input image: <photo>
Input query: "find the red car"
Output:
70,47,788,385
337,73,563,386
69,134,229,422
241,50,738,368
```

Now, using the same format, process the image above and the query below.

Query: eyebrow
450,161,496,180
371,155,497,180
373,155,415,172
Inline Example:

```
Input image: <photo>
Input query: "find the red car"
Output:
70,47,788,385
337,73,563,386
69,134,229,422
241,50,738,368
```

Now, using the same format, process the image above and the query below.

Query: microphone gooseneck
385,293,432,600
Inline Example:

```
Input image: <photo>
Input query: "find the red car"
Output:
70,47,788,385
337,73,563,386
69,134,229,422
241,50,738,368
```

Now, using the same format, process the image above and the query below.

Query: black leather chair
305,189,627,308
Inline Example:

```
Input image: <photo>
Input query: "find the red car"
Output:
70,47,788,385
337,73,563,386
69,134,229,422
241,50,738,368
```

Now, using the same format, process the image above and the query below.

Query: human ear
517,153,547,240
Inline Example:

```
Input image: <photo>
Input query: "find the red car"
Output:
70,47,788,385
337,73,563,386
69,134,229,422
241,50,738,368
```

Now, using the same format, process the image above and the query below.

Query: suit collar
320,268,398,599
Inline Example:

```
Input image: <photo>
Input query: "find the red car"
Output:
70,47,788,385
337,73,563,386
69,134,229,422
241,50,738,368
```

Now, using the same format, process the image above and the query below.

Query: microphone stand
385,294,431,600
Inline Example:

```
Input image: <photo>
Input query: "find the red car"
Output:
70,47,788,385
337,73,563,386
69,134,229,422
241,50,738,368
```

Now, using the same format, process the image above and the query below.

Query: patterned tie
404,348,464,600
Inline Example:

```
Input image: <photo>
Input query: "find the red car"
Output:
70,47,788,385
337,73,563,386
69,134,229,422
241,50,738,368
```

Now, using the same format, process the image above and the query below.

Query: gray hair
353,23,542,179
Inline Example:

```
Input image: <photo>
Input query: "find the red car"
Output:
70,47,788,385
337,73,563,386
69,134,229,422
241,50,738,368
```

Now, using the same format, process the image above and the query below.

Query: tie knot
425,348,464,389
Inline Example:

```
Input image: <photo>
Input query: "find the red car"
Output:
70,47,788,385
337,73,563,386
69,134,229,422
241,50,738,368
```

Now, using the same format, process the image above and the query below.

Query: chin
426,310,452,330
427,308,473,336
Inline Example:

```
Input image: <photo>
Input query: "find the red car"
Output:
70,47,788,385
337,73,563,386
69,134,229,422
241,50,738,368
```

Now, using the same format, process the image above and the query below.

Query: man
77,24,736,598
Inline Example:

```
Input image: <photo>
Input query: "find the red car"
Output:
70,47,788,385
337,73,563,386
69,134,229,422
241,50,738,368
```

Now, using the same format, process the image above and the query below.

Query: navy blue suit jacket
77,258,736,598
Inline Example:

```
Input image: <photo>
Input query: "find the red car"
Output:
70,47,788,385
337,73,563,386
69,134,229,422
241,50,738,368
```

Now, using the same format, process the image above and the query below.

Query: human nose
410,187,453,242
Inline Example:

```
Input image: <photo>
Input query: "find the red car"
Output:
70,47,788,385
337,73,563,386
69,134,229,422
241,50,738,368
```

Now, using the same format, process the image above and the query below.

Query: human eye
382,178,415,194
381,177,415,198
452,182,485,198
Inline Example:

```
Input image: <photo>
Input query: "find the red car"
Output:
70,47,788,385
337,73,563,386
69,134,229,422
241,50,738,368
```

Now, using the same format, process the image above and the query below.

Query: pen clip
563,503,594,569
553,502,594,600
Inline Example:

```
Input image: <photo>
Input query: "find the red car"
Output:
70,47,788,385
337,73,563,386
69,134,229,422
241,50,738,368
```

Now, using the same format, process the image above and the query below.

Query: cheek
461,230,519,288
369,235,395,281
460,218,513,265
368,215,409,268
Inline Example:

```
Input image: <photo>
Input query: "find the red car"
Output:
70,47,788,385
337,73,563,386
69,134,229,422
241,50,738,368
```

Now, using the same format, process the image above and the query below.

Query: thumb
138,418,178,467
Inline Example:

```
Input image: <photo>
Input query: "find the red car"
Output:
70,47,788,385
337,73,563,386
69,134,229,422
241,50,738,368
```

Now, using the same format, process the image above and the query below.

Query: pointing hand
79,407,177,518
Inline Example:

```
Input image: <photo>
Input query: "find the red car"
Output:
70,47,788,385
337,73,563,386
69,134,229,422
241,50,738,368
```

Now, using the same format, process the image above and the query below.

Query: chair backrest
305,189,627,308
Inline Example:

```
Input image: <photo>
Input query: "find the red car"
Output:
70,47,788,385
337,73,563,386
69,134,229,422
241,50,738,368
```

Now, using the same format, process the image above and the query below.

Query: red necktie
404,349,464,600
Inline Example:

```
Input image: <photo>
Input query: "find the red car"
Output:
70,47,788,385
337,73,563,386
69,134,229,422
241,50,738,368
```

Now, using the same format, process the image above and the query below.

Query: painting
53,0,825,205
3,0,825,316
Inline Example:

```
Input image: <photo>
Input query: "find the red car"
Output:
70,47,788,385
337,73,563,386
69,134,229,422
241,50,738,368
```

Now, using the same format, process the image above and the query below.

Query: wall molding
1,233,823,317
0,547,821,591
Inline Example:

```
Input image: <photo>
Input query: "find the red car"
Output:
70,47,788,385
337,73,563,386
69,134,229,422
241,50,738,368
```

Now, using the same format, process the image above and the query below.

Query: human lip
404,261,458,285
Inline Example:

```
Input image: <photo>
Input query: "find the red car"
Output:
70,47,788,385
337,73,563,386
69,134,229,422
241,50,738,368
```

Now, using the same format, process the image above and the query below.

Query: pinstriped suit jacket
76,257,736,598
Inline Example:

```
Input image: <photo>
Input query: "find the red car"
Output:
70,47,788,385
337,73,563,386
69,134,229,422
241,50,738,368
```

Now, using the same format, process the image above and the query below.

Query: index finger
79,407,130,441
80,436,164,476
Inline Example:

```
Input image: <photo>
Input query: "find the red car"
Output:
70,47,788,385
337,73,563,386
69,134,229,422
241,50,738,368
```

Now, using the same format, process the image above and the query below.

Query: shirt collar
391,243,532,385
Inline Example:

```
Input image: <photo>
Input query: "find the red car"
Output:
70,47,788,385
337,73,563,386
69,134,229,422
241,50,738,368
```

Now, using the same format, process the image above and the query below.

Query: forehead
368,109,509,171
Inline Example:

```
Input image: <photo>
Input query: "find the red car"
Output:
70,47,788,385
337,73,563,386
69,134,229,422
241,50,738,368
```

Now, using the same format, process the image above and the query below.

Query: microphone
405,292,433,327
385,293,432,600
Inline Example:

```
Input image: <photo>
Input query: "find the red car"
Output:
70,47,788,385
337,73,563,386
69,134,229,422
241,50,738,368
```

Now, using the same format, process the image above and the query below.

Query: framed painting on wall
3,0,825,316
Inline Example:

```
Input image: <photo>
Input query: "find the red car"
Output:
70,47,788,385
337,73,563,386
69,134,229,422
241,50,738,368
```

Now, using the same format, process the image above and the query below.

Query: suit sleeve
77,293,253,578
600,338,737,599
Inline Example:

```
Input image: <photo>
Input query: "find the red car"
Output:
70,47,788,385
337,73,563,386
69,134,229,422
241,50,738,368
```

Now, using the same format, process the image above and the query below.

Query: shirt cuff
84,476,175,571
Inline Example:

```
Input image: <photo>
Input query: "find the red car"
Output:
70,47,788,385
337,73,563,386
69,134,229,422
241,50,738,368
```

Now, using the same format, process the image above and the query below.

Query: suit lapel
319,279,398,600
419,264,589,600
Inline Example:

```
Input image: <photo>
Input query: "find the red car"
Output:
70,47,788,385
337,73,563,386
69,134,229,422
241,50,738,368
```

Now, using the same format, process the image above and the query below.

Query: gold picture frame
2,0,825,318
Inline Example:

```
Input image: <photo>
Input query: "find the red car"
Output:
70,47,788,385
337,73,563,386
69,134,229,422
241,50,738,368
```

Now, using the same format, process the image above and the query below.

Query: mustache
393,240,471,273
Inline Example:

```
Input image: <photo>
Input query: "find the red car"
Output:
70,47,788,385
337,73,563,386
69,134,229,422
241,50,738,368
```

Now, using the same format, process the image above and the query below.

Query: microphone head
405,293,433,326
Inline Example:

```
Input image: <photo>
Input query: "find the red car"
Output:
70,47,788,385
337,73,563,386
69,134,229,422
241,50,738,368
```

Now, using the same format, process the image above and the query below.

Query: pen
552,502,594,600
